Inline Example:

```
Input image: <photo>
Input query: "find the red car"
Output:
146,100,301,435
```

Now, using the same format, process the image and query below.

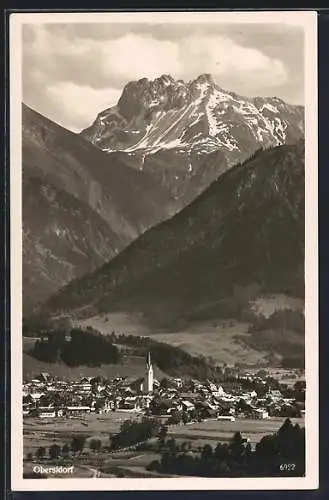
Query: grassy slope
76,292,304,366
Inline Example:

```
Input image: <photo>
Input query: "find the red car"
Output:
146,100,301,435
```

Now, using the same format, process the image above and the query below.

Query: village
22,352,306,478
23,353,305,422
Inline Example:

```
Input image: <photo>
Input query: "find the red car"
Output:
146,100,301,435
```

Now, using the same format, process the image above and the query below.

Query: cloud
22,23,300,131
100,34,181,81
46,83,121,132
178,35,287,88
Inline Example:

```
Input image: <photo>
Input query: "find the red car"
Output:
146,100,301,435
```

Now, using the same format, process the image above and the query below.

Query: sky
22,22,304,132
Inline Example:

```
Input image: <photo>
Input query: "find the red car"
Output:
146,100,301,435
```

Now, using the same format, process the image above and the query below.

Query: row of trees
112,332,224,381
148,419,305,477
281,356,304,369
27,322,221,378
28,436,95,461
246,309,305,369
27,418,168,463
110,417,166,450
247,309,304,334
31,327,120,366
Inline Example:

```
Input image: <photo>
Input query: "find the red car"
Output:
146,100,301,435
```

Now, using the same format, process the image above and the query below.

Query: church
142,351,154,393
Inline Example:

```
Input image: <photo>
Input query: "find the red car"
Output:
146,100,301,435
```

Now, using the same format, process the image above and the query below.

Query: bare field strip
168,417,304,445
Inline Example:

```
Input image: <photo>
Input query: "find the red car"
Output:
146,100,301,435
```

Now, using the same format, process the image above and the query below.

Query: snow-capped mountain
81,74,304,203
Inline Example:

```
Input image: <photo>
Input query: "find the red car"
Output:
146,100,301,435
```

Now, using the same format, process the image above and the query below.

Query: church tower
145,351,154,393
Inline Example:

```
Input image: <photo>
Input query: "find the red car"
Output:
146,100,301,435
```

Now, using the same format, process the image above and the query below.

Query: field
76,292,304,366
77,313,268,365
24,411,176,478
168,416,304,447
24,410,304,456
23,411,141,455
23,292,304,374
23,410,305,478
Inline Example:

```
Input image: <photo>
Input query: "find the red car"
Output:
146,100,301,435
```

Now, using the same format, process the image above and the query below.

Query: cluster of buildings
23,352,155,418
23,353,305,421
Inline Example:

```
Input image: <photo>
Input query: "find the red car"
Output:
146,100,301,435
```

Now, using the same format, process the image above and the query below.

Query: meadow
24,411,304,456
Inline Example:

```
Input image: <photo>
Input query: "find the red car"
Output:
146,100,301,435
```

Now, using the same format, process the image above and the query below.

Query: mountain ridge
82,73,304,154
81,74,304,204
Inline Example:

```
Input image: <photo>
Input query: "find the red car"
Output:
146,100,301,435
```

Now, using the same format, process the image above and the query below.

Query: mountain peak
194,73,215,85
157,74,175,85
81,76,304,194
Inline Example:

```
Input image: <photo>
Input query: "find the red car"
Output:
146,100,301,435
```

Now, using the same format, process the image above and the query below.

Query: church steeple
145,351,153,393
146,351,152,369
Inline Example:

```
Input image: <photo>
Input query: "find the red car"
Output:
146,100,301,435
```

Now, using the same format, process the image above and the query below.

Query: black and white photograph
10,10,318,491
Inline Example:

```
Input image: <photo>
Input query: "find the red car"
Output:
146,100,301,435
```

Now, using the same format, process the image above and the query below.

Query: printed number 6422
280,464,296,471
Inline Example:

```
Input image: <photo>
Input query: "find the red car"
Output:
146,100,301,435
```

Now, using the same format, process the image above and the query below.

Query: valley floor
74,293,304,366
23,411,304,478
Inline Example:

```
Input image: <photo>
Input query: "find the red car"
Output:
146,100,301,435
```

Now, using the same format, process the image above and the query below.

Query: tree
153,417,305,477
62,444,70,458
161,451,171,470
71,436,86,456
89,439,102,452
278,418,294,438
36,446,46,460
167,410,181,425
160,378,171,390
147,460,161,472
276,419,302,461
190,408,198,420
110,417,161,450
32,337,59,363
245,442,252,456
181,441,188,453
52,316,72,332
182,412,189,425
293,380,306,401
158,425,168,440
94,399,105,412
149,397,171,416
230,432,245,461
49,444,61,460
167,438,177,453
201,444,213,461
294,380,306,391
158,424,168,448
214,442,229,462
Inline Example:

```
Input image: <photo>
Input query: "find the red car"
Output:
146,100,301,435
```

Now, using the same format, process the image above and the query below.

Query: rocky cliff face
81,74,304,203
